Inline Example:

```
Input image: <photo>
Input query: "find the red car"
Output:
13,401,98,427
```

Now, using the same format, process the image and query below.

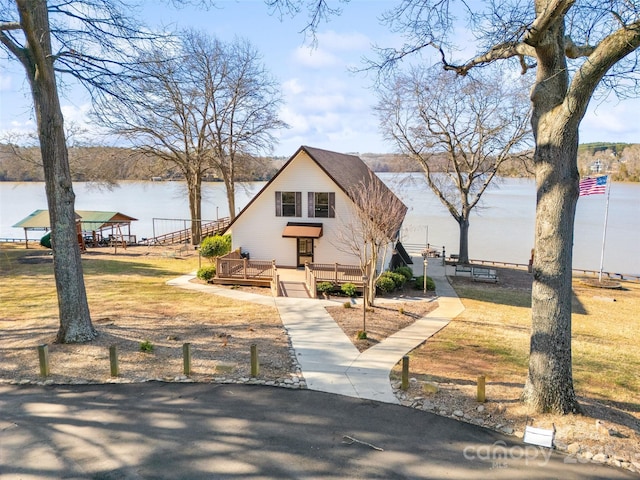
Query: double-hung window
275,191,301,217
308,192,335,218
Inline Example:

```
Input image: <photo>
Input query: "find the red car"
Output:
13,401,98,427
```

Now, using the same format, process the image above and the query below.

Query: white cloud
292,45,342,69
291,30,372,70
279,105,311,136
282,78,306,96
0,75,12,91
581,99,640,143
316,30,371,52
0,119,37,142
60,102,91,123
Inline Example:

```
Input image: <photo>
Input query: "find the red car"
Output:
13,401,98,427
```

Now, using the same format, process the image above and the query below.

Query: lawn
0,243,292,383
391,266,640,463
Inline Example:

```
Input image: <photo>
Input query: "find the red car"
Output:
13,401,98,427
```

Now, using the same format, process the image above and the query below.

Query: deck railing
308,263,364,283
142,217,230,245
213,255,372,296
216,251,275,281
304,262,366,298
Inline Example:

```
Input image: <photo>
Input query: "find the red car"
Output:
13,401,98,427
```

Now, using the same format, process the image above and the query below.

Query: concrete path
344,261,464,403
168,259,464,404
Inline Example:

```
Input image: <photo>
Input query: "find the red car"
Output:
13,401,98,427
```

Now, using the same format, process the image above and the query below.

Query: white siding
228,151,362,267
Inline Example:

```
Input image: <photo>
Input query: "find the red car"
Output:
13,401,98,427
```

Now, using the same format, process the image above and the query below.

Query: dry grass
327,296,438,352
3,243,639,467
0,244,293,383
388,266,640,465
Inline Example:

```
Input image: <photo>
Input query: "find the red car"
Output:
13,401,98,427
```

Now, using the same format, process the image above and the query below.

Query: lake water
1,174,639,275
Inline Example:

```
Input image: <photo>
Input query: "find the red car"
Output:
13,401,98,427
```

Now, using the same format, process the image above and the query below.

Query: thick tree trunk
457,216,470,264
18,0,95,343
522,11,580,413
522,130,581,414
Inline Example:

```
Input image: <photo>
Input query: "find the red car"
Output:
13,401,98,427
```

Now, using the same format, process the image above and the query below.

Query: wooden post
477,375,486,403
250,344,259,377
109,345,119,377
38,344,49,377
183,343,192,375
401,355,409,391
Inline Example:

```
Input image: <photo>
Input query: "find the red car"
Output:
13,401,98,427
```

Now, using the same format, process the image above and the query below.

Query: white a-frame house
224,145,409,270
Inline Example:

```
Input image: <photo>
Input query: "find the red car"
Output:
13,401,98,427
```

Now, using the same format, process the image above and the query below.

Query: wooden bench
472,266,498,282
455,264,472,276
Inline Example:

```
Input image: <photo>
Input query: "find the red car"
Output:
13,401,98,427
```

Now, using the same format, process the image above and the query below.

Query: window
314,192,329,217
275,191,301,217
308,192,335,218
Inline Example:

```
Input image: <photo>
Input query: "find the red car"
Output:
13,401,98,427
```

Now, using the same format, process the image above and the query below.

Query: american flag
579,175,608,196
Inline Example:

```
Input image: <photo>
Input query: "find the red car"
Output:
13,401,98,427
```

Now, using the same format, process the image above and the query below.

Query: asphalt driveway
1,383,635,479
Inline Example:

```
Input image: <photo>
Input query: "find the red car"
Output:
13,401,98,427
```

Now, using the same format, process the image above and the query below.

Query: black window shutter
295,192,302,217
308,192,315,218
275,191,282,216
329,192,335,218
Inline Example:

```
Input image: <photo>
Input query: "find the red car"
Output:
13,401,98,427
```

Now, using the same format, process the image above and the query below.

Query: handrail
141,217,231,245
455,258,639,282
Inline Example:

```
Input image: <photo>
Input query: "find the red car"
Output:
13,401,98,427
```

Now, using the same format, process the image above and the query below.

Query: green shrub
341,282,357,297
200,234,231,260
376,275,396,293
387,271,406,288
356,330,367,340
414,275,436,291
343,301,352,309
394,266,414,282
197,264,217,281
317,281,334,294
139,340,154,353
379,271,405,290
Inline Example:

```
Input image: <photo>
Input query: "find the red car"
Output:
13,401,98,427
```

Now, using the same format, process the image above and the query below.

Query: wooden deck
213,251,275,288
212,254,367,298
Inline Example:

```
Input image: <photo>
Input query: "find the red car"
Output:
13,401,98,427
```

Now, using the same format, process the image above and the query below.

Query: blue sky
1,0,639,156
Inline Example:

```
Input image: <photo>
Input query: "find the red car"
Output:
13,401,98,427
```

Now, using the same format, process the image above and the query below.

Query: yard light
422,250,429,294
362,275,368,333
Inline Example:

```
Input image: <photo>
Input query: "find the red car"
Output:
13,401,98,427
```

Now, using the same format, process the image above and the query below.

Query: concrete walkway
167,259,464,404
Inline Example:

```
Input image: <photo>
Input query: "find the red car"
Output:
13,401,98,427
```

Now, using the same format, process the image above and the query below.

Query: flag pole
598,177,611,282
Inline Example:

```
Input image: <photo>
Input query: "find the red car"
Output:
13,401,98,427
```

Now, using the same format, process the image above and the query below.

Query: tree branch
567,20,640,123
523,0,575,47
443,41,536,75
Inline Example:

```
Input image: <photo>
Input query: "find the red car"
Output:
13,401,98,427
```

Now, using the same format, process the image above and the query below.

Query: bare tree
376,67,531,264
333,170,408,306
367,0,640,414
203,36,288,221
274,0,640,414
0,0,156,342
92,31,286,242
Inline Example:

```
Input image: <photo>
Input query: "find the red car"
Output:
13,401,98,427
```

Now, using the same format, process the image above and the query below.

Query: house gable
225,146,407,267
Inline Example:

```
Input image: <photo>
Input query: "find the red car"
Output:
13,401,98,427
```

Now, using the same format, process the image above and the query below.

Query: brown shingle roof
225,145,407,237
301,146,408,236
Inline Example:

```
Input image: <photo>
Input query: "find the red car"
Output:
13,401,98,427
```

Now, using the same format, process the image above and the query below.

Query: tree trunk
223,175,236,220
187,171,202,245
457,216,470,264
522,130,581,414
17,0,95,343
522,13,580,413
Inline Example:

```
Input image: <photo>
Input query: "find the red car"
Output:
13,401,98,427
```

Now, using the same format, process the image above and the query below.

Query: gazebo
13,209,138,249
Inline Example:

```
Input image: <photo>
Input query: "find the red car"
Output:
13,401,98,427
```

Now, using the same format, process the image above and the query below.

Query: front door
297,238,314,267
